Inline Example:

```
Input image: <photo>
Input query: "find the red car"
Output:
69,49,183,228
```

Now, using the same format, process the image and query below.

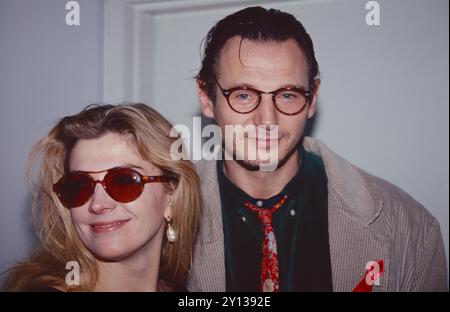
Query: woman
2,103,200,291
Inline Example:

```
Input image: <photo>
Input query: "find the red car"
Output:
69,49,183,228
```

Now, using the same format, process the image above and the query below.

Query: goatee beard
232,142,299,172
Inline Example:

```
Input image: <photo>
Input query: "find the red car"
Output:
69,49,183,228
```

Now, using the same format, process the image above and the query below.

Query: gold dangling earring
166,216,176,243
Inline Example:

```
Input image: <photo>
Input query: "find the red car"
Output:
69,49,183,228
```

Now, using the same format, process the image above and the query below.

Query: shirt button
290,209,296,216
256,200,263,207
241,216,247,222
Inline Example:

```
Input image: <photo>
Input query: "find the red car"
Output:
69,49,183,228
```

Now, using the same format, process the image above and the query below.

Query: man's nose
88,183,117,215
253,93,278,127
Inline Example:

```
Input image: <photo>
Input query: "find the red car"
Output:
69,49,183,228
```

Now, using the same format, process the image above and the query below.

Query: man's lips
247,136,279,141
90,219,131,233
246,136,280,146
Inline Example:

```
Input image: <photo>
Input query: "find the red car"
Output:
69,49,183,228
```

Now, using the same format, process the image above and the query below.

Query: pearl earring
166,217,176,243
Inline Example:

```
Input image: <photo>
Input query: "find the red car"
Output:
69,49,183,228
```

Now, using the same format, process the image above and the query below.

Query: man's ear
307,79,321,119
197,80,215,119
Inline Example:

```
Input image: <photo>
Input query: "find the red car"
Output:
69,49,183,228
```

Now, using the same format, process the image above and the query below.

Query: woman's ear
164,193,173,221
164,191,177,243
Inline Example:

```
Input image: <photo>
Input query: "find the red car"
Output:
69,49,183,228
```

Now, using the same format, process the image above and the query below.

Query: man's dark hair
196,6,320,102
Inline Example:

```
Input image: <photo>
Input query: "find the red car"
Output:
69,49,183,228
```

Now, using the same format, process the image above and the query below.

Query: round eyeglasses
215,79,311,116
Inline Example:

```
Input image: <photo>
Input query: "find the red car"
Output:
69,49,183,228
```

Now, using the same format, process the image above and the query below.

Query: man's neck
223,150,300,199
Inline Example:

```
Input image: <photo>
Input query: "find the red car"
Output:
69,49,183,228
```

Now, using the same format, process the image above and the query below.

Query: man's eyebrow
282,84,308,90
225,81,258,89
228,82,308,91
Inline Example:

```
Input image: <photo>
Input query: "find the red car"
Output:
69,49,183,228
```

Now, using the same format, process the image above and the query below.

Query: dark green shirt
218,147,333,291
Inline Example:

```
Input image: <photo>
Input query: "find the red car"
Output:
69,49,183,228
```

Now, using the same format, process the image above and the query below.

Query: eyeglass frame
214,78,313,116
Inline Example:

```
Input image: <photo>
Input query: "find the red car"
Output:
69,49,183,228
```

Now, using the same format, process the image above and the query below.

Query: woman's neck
93,231,163,292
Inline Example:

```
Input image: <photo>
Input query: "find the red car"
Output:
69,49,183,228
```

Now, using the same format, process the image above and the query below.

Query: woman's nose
88,183,117,215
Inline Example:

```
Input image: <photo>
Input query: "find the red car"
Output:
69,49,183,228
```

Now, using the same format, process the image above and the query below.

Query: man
187,6,447,291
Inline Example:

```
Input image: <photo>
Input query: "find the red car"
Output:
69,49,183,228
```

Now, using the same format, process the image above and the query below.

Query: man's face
199,36,319,170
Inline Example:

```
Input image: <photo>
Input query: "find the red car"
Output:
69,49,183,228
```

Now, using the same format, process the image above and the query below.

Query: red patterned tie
244,194,288,292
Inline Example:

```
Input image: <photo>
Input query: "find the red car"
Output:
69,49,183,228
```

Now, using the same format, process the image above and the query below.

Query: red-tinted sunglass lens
54,173,94,208
104,168,144,203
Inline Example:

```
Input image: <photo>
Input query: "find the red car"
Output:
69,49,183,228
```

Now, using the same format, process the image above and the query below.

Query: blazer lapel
328,190,392,291
303,137,392,292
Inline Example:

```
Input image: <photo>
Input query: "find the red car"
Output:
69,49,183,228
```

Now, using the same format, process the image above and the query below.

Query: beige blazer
187,137,448,291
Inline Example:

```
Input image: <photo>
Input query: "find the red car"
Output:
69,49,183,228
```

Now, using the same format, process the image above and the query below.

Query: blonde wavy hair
2,103,201,291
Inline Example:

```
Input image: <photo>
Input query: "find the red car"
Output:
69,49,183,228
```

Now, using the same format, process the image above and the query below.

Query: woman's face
68,132,170,261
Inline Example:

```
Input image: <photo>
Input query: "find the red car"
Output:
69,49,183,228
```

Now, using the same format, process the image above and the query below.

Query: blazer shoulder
357,168,447,291
194,159,213,176
357,167,438,232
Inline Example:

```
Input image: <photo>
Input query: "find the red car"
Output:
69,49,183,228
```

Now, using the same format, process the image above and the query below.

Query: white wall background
1,0,448,285
0,0,104,281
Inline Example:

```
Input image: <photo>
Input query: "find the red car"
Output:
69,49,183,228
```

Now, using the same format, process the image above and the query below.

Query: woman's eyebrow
122,164,144,170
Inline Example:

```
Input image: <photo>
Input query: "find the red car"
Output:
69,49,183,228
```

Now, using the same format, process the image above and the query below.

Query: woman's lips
90,219,131,233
